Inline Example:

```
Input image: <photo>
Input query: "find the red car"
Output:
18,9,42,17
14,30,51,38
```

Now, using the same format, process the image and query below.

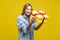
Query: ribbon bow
33,10,45,17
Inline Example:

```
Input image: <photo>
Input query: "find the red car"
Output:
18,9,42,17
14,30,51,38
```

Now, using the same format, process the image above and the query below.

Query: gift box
30,10,49,25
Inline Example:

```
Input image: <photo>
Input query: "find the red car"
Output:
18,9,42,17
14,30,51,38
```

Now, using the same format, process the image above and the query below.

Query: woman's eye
26,8,29,10
26,9,32,11
30,9,32,11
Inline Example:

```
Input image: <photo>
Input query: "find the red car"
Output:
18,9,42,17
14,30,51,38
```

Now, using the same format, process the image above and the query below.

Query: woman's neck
25,14,30,18
25,14,30,21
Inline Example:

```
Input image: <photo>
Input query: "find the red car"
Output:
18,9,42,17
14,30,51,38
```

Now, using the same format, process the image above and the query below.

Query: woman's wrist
29,21,33,25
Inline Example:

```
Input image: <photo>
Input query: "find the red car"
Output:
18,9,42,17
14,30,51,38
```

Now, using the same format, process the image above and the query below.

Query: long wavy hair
21,3,33,15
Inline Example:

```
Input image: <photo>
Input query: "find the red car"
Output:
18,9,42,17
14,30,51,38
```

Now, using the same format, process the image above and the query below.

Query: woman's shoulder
18,15,23,19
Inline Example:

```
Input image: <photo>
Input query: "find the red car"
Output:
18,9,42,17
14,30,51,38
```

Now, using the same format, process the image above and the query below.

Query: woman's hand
34,17,45,30
26,16,36,30
30,16,36,24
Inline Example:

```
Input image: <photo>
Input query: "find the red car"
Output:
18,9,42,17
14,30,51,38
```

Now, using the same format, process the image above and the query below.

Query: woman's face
25,6,32,16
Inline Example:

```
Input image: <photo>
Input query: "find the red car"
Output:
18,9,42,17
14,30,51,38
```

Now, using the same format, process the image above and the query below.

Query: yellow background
0,0,60,40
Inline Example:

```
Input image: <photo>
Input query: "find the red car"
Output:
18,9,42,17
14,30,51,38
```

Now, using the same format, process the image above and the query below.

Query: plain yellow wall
0,0,60,40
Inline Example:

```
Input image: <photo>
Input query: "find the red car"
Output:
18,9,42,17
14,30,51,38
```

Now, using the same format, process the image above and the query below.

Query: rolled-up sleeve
33,23,37,29
17,17,28,33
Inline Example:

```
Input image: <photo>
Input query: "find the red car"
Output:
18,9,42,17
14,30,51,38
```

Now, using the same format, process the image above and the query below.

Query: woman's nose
28,10,31,12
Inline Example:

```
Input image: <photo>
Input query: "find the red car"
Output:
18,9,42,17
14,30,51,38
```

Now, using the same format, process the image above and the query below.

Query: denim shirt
17,14,37,40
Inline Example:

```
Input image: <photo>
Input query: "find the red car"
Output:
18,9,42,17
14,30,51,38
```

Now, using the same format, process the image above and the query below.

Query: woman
17,3,45,40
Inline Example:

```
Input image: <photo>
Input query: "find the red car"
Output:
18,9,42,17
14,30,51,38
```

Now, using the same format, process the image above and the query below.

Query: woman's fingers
42,17,45,23
30,16,36,23
33,16,36,20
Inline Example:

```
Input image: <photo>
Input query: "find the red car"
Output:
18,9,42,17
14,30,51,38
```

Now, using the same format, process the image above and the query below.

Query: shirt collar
23,14,30,21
